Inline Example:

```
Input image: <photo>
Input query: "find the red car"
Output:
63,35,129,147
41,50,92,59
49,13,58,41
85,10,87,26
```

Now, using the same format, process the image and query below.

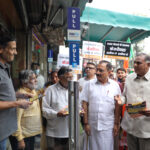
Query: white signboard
57,54,69,68
57,53,82,74
82,41,103,59
67,30,81,41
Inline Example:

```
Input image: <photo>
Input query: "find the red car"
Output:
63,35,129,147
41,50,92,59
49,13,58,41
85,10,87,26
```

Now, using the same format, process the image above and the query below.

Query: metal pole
68,81,80,150
74,82,80,150
69,81,74,150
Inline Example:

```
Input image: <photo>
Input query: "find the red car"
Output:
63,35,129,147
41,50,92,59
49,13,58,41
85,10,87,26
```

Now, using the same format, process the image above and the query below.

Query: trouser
127,133,150,150
0,138,7,150
46,136,69,150
9,135,35,150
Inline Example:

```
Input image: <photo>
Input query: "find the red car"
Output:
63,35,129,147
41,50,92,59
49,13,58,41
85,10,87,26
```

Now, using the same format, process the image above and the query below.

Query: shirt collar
95,78,111,84
56,82,67,90
84,75,96,81
134,69,150,81
0,61,10,69
22,87,36,95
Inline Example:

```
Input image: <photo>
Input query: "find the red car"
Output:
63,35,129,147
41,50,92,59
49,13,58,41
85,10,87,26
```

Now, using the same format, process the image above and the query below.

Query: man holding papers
115,53,150,150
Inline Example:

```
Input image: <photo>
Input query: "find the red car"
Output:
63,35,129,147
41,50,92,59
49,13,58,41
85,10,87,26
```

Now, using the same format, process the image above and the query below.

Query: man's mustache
96,74,101,77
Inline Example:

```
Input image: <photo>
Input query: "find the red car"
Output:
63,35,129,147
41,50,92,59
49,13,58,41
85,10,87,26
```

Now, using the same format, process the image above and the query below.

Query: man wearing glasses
78,62,96,92
78,62,96,149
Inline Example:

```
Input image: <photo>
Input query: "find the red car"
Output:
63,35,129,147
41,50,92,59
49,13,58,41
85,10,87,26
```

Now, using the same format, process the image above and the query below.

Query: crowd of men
1,33,150,150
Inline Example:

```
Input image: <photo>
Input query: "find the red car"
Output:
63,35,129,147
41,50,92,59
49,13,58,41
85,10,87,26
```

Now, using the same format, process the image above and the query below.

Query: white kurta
78,76,96,92
81,78,121,150
42,83,69,138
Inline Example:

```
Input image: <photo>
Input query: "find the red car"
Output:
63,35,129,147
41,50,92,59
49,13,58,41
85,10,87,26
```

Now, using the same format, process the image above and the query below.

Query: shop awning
80,7,150,43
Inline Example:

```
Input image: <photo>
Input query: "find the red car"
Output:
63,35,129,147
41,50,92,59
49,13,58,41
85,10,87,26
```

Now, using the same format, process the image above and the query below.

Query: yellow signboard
104,55,129,60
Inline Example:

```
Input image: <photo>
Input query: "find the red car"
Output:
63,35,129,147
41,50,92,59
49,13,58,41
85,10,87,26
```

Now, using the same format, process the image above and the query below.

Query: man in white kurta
81,61,121,150
42,66,73,150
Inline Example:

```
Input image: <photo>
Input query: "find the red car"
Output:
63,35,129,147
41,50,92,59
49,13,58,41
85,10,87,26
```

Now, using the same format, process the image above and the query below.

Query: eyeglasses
96,69,105,73
85,67,95,70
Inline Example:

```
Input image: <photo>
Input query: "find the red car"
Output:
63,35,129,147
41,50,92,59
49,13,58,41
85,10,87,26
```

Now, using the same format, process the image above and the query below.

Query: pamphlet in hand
28,93,45,102
61,106,84,115
28,88,45,102
126,101,146,118
61,106,69,115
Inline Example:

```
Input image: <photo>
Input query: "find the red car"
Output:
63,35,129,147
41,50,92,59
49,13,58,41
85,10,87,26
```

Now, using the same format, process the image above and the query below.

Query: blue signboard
68,7,80,30
69,42,79,67
47,49,53,62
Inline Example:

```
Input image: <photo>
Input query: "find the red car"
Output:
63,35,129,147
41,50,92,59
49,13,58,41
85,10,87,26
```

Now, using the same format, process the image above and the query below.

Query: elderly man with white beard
9,70,42,150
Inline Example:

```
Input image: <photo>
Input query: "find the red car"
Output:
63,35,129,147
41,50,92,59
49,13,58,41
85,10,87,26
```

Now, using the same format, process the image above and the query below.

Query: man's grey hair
99,60,112,71
136,53,150,63
19,70,35,85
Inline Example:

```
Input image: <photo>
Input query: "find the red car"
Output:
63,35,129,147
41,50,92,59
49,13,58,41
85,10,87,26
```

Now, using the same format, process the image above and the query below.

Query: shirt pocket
89,102,99,113
100,96,115,114
89,112,98,121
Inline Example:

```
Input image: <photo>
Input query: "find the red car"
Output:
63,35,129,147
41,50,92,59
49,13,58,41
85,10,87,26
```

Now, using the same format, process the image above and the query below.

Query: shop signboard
82,41,103,59
104,40,131,60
